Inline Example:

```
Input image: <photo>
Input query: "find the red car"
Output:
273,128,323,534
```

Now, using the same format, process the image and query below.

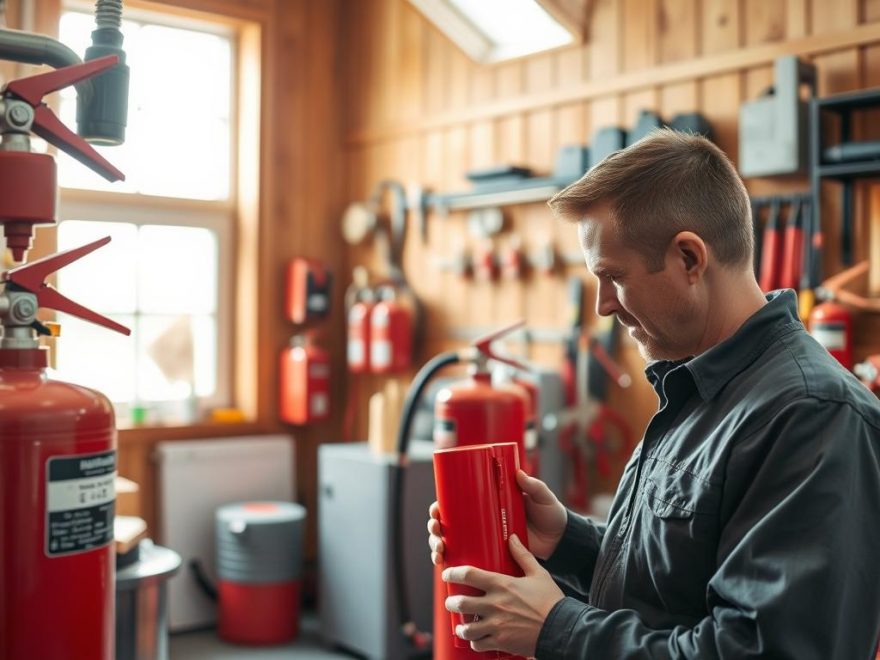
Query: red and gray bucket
215,501,307,645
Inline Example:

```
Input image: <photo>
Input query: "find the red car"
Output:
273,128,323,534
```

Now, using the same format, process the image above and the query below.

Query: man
427,129,880,658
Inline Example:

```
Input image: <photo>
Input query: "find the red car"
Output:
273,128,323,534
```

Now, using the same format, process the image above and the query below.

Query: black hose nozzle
77,1,128,145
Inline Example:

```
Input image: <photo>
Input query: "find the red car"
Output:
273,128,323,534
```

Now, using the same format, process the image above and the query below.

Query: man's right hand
427,470,568,565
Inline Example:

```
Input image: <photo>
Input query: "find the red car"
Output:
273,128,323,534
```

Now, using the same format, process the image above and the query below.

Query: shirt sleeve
540,509,606,597
535,398,880,659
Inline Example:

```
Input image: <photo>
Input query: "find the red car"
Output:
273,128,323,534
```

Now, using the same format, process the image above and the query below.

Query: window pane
136,313,216,401
138,226,217,314
53,312,136,402
57,11,232,200
57,221,138,313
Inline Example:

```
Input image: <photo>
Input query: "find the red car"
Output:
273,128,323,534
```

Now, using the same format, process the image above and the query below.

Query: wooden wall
339,0,880,493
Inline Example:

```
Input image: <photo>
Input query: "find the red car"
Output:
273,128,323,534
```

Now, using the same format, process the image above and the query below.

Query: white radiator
156,435,295,631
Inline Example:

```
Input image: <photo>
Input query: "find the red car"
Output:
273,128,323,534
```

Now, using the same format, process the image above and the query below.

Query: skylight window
409,0,580,64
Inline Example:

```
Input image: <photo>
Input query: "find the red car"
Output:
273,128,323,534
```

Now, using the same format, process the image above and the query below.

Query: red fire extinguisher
346,280,374,374
809,299,853,370
279,333,331,425
370,284,414,375
1,238,131,660
0,53,130,660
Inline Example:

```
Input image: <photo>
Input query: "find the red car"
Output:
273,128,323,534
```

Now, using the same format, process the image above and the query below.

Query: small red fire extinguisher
809,299,853,370
279,333,331,425
370,284,413,375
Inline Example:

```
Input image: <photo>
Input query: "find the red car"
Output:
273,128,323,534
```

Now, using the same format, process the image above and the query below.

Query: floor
169,613,360,660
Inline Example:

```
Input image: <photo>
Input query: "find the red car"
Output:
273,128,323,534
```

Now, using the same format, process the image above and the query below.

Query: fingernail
455,625,464,638
510,533,520,545
441,568,450,581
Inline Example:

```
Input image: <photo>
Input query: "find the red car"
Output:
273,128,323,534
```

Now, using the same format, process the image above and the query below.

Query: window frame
56,2,241,425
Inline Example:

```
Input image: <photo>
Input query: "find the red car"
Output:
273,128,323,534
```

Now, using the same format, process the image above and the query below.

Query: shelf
814,87,880,112
428,177,575,213
817,160,880,180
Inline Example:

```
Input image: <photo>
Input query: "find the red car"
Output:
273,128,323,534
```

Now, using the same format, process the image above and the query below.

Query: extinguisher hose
391,350,463,656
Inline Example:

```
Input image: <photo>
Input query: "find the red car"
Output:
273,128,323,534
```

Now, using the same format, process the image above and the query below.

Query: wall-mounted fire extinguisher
388,321,529,659
809,298,853,370
1,238,131,660
285,257,332,325
279,333,331,425
370,283,414,375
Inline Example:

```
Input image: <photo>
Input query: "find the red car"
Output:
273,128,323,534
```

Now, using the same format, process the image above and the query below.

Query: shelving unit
810,87,880,269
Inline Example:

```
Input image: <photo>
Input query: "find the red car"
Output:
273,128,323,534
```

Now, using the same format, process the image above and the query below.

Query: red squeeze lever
3,236,131,336
759,198,783,293
4,55,125,182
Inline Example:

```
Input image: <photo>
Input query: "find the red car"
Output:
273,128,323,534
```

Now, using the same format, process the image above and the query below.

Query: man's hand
442,534,565,656
427,470,567,565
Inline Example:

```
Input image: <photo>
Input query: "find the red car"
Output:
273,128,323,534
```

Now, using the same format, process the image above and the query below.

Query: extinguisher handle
472,320,530,371
4,55,124,182
3,236,131,336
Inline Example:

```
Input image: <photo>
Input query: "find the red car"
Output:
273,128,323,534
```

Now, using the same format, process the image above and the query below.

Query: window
408,0,581,63
54,4,237,427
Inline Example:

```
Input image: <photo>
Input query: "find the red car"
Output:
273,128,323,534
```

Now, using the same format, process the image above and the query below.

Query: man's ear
669,231,708,283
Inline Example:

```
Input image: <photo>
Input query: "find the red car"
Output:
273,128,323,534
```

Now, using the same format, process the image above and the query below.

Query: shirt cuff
535,596,590,658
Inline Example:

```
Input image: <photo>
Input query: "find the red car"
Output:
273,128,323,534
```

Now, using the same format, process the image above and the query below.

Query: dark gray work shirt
536,290,880,659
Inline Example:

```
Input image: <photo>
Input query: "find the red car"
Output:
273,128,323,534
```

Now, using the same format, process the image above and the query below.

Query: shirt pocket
632,469,722,619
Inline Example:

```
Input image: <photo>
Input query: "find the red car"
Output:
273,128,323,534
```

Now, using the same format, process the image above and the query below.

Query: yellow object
44,322,61,337
211,408,246,423
798,288,815,325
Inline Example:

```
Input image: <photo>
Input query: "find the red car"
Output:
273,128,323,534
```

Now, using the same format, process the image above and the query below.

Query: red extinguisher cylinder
347,301,373,374
279,337,331,424
370,299,412,374
433,443,528,658
809,301,853,370
0,348,116,660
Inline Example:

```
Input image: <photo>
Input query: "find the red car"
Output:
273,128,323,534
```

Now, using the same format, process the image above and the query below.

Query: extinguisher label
434,419,457,449
371,341,391,368
348,340,364,367
811,324,846,350
45,450,116,557
525,421,538,450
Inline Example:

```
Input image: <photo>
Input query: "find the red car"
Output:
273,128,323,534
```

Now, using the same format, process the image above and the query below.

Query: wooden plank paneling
786,0,809,37
865,0,880,22
658,0,698,63
589,0,620,78
622,0,657,71
743,0,785,45
811,0,858,33
702,0,741,54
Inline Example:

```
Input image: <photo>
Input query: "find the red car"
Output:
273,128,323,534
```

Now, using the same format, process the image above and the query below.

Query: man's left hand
442,534,565,656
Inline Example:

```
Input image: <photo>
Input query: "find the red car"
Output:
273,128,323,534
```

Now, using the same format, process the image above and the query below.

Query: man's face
578,206,699,362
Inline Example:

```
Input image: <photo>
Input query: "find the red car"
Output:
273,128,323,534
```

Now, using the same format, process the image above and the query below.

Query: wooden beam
348,20,880,145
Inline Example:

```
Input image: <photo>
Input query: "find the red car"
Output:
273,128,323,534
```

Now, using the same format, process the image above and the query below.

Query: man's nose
595,279,619,317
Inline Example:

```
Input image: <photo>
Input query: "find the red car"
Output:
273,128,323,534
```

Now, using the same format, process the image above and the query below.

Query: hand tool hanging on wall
779,196,804,291
758,197,783,292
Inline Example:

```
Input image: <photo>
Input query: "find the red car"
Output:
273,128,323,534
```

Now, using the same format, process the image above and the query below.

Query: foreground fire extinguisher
433,442,529,658
809,299,853,370
0,51,130,660
1,239,131,660
388,321,528,659
279,333,331,425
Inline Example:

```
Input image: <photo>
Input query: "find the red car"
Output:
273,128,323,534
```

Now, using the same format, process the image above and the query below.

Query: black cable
391,350,462,656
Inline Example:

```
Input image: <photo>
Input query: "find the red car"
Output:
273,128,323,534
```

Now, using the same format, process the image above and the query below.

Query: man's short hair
548,129,753,271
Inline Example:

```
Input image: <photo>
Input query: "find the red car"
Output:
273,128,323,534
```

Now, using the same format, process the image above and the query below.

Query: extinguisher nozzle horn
472,320,530,371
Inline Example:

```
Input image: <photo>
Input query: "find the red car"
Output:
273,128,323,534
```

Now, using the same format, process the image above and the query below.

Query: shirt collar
643,290,803,402
685,289,803,401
